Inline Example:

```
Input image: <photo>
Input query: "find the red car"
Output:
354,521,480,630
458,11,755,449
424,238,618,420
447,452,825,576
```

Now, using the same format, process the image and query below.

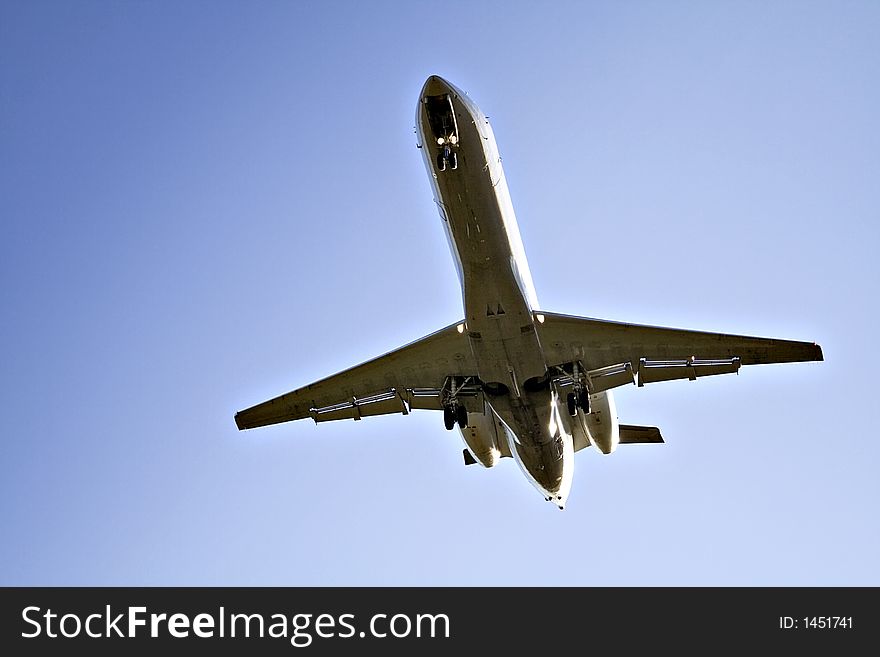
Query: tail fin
619,424,664,444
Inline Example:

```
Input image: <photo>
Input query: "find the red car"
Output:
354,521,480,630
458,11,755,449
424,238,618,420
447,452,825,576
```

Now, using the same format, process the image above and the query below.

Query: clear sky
2,1,878,586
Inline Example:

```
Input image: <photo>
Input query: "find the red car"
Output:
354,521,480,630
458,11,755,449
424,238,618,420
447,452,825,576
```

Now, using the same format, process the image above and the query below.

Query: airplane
235,75,823,509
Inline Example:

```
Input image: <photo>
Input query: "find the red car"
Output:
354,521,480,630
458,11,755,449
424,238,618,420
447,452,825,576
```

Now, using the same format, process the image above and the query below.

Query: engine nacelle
459,399,503,467
579,390,619,454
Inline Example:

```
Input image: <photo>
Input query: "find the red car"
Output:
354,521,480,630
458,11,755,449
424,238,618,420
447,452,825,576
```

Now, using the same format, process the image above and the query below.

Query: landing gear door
425,94,459,145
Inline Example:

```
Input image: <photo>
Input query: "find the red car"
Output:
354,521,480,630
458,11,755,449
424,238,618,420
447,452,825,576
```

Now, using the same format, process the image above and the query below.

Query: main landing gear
564,361,591,417
566,389,591,417
441,375,476,430
443,404,468,430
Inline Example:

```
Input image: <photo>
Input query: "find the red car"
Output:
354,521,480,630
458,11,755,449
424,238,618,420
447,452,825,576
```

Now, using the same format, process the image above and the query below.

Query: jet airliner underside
235,76,823,508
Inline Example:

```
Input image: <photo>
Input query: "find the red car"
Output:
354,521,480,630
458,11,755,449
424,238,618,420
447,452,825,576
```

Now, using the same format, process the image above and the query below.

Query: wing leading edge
235,321,476,430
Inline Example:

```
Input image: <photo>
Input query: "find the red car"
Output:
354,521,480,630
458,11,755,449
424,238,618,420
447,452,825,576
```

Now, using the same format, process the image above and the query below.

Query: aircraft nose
421,75,453,98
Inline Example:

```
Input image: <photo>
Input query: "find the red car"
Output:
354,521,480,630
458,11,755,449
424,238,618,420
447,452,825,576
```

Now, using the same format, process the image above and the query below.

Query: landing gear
443,406,456,430
456,404,468,429
561,361,592,416
443,403,467,430
436,145,457,172
440,375,477,431
578,389,591,414
566,389,591,416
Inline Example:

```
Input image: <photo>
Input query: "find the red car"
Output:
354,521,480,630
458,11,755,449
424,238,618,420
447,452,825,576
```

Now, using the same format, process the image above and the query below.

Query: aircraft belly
433,139,545,385
418,77,572,502
489,392,569,496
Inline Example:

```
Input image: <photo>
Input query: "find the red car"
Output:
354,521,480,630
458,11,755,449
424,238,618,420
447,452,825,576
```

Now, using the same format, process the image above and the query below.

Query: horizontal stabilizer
619,424,664,444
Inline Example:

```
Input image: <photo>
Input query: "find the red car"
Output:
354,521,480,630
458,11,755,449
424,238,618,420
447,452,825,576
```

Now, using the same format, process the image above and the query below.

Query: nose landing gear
425,92,460,173
436,144,458,171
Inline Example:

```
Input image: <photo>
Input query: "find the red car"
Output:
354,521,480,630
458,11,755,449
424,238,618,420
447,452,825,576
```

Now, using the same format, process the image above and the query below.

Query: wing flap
587,361,636,393
310,390,409,423
637,357,741,386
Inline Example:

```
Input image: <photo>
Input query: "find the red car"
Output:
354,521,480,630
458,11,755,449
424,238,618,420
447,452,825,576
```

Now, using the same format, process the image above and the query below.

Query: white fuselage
415,76,599,507
235,75,821,509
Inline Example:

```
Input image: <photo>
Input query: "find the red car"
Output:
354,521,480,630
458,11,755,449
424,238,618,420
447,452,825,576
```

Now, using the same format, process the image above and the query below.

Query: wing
235,320,477,430
535,311,823,391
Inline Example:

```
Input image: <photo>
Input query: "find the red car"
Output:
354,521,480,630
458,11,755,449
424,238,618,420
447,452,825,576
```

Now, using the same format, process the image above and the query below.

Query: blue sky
2,1,878,585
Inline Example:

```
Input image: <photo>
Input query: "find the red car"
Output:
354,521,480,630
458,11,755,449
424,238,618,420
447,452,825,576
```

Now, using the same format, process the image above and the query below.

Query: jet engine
578,391,619,454
459,399,504,467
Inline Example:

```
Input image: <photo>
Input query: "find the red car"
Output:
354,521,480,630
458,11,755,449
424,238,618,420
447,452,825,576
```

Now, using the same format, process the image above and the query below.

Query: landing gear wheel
436,152,446,172
567,392,577,417
578,390,591,414
448,151,458,170
443,406,455,430
456,405,468,429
